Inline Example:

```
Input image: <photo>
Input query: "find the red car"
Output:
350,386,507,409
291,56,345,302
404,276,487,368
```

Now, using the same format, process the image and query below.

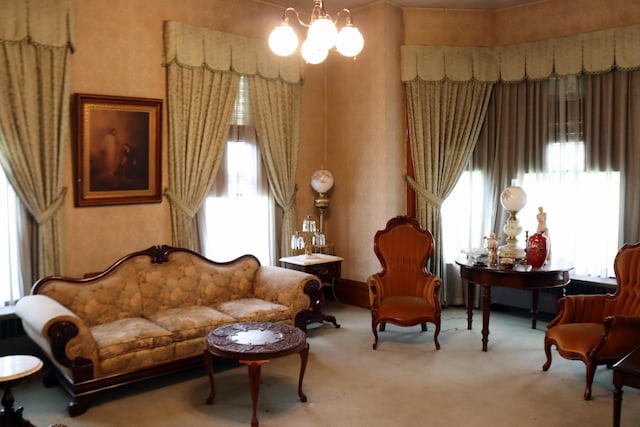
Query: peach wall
404,0,640,46
323,2,405,280
66,0,284,276
61,0,639,282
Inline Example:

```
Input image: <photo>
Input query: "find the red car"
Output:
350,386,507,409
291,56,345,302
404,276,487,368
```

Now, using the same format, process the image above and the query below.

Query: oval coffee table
204,322,309,427
1,355,43,427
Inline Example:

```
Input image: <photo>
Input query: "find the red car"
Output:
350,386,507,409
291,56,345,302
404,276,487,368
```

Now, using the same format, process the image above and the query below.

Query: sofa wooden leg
68,395,92,417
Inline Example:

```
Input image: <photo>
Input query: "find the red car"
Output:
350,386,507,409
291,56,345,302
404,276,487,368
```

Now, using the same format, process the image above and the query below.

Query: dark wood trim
334,279,369,309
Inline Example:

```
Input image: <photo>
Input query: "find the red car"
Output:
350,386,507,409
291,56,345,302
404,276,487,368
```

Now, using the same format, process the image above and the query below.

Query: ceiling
266,0,538,10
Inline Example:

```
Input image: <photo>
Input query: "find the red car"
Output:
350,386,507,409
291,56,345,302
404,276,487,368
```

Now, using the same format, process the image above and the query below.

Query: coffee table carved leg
244,360,269,427
298,343,309,402
204,350,215,405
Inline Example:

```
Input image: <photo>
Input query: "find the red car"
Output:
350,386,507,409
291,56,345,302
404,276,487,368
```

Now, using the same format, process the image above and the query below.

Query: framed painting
74,94,162,207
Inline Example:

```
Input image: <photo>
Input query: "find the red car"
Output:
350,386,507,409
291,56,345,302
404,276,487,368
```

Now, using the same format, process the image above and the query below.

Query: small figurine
483,232,501,266
536,207,551,259
536,207,548,234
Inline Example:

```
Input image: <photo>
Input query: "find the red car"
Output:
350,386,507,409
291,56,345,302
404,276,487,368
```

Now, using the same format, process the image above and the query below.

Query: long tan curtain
164,65,239,250
249,76,302,258
163,21,302,251
0,0,74,278
405,80,492,291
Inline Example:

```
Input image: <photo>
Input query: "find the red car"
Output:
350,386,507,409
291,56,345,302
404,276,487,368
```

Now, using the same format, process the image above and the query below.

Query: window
200,76,275,265
443,142,620,280
0,168,24,305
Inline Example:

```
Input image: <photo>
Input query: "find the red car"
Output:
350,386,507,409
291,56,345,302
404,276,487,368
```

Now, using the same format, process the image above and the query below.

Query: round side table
0,355,43,427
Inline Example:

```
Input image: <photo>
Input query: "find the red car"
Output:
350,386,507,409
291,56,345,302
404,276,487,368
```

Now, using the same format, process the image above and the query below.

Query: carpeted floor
13,302,640,426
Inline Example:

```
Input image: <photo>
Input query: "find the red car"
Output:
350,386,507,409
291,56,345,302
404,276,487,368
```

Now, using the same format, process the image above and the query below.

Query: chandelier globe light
268,0,364,64
268,23,298,56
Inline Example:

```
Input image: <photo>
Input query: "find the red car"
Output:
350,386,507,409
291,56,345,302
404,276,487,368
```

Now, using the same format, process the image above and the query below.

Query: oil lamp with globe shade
310,169,334,235
498,184,527,260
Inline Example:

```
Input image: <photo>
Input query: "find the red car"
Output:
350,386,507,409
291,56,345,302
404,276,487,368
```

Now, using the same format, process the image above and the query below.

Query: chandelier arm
283,7,307,28
334,8,354,25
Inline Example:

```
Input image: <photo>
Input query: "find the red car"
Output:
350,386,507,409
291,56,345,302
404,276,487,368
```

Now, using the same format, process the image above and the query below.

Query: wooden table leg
613,377,623,427
531,289,539,329
481,285,491,352
244,360,269,427
298,343,309,402
204,350,215,405
467,281,475,330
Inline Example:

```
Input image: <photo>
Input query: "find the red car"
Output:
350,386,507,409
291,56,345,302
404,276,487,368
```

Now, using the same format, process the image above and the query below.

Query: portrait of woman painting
74,94,162,206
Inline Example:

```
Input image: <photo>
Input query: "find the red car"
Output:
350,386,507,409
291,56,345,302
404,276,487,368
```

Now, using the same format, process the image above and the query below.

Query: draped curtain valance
0,0,75,49
401,24,640,82
163,21,302,84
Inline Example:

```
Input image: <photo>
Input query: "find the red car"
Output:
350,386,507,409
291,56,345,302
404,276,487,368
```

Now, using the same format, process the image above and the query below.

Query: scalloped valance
163,21,302,84
0,0,75,50
401,24,640,83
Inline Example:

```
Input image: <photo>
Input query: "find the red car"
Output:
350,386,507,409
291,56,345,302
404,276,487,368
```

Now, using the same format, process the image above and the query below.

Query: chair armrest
420,276,443,307
15,295,99,372
367,274,385,308
253,265,318,314
547,294,612,327
598,314,640,356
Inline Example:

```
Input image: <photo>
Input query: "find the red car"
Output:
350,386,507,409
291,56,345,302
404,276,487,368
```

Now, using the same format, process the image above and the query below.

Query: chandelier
268,0,364,64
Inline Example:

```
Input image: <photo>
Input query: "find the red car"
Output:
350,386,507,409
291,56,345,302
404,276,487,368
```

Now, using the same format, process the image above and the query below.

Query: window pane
0,169,23,305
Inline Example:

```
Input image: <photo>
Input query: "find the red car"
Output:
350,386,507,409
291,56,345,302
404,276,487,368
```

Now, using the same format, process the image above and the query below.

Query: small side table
613,346,640,427
279,254,342,328
0,355,43,427
205,322,309,427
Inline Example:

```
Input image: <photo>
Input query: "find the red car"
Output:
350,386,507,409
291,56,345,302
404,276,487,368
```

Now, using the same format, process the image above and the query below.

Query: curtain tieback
34,188,67,224
164,188,197,218
405,176,443,207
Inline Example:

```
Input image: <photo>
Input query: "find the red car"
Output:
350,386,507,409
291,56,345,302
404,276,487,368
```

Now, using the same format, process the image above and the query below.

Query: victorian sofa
15,245,322,416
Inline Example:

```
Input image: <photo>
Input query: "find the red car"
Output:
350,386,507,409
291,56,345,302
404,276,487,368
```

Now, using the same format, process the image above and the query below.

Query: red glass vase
527,232,549,268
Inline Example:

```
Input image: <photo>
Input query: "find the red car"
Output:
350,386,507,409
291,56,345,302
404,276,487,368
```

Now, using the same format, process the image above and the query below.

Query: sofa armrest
15,294,99,376
254,265,319,314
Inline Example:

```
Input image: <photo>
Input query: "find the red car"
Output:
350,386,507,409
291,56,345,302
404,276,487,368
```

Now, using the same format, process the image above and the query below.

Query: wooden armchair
367,216,442,350
543,242,640,399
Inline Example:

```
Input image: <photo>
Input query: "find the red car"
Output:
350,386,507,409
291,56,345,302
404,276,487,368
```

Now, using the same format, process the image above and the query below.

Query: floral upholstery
90,317,173,359
198,255,259,305
136,253,203,317
145,305,236,341
214,298,292,323
15,245,319,410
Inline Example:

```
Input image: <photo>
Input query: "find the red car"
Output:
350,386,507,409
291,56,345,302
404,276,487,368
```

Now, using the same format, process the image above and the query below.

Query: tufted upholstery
367,216,442,350
543,242,640,399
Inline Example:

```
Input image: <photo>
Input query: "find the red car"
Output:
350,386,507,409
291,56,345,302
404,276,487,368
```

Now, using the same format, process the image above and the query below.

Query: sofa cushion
213,298,292,323
36,263,143,327
136,252,203,317
90,318,173,359
199,256,260,305
145,305,236,342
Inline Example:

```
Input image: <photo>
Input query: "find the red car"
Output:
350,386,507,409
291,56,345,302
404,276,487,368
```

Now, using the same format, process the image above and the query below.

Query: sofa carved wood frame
29,245,322,416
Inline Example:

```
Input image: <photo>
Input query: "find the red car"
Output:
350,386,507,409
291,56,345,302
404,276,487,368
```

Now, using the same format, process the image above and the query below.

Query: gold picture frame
74,94,162,206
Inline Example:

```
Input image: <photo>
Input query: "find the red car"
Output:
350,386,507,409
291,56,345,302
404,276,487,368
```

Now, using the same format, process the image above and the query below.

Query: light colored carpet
13,302,640,426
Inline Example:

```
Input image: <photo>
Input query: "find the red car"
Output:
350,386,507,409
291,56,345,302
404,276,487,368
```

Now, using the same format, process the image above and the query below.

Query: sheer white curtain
443,75,624,308
0,168,28,305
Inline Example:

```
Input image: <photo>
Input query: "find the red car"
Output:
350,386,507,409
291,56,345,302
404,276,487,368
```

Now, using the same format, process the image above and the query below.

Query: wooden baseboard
334,278,369,309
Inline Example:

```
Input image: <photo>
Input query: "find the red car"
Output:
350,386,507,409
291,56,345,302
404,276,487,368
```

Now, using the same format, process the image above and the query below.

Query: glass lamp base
498,244,526,260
